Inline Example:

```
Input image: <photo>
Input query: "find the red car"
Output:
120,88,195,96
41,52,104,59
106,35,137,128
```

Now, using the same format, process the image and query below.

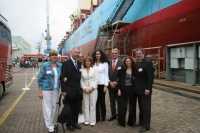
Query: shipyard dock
0,67,199,133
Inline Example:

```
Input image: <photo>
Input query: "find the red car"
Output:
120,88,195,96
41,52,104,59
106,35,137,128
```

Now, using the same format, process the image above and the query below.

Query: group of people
37,47,154,133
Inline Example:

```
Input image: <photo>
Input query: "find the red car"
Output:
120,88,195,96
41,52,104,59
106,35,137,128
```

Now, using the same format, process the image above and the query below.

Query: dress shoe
108,116,116,121
118,122,126,127
102,117,106,121
73,124,81,129
127,122,136,127
145,127,150,130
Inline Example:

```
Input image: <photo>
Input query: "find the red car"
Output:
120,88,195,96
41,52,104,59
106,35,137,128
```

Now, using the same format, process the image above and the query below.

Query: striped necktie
112,59,116,72
74,60,78,69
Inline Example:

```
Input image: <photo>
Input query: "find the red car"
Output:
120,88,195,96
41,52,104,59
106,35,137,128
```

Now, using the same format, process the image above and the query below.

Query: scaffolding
95,21,130,57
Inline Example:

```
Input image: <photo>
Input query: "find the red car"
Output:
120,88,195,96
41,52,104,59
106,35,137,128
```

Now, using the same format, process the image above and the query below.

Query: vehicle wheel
0,83,4,98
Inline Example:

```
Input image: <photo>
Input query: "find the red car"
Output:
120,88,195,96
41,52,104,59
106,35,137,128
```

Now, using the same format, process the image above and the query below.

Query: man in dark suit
108,48,123,121
60,48,82,131
134,49,154,132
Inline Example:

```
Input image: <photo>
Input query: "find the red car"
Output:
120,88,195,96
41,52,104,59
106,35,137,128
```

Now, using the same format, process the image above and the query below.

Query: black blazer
60,59,82,100
117,67,135,95
134,59,154,95
109,58,123,82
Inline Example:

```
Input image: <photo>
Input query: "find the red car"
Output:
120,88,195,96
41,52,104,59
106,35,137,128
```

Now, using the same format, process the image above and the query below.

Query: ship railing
166,41,200,47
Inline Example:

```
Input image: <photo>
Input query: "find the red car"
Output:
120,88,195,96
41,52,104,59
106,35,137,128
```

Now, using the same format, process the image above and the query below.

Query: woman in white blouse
92,50,109,122
81,56,97,126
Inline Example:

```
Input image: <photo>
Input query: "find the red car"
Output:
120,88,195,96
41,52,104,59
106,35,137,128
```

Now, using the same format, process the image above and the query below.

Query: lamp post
44,0,52,55
37,42,42,54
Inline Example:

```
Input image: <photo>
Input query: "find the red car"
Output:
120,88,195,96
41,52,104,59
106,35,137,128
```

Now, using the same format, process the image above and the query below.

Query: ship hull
78,0,200,72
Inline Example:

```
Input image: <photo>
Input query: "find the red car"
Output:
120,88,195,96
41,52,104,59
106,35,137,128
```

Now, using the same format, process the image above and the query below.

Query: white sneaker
90,122,96,126
84,122,89,125
48,126,54,132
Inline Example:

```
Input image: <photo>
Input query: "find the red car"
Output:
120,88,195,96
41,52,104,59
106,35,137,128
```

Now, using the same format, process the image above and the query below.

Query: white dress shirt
93,62,109,86
112,58,118,66
71,57,78,69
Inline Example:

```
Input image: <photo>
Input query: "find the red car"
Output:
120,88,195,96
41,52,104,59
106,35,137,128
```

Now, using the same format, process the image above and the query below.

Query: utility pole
44,0,52,55
37,41,42,54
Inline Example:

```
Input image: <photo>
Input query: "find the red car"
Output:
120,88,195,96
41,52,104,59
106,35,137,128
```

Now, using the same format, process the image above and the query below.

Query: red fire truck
0,14,12,98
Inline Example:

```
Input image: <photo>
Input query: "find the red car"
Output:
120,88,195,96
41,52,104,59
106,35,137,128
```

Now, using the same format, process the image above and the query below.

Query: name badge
138,68,143,72
64,77,67,82
117,66,122,70
46,70,52,74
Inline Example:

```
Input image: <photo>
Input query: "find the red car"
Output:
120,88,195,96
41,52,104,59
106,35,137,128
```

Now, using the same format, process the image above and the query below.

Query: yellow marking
0,74,36,126
0,91,26,126
27,76,36,88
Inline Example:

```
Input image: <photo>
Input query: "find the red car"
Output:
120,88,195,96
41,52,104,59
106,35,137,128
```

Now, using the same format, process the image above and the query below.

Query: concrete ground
0,68,200,133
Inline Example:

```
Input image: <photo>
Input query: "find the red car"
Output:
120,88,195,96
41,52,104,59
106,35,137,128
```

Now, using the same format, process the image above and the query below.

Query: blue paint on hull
123,0,180,23
64,0,180,53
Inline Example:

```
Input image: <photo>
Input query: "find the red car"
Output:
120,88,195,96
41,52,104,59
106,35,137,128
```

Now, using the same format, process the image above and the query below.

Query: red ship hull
78,0,200,74
120,0,200,50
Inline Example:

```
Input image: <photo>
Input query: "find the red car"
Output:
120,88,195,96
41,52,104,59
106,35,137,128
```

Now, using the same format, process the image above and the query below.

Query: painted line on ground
0,73,37,126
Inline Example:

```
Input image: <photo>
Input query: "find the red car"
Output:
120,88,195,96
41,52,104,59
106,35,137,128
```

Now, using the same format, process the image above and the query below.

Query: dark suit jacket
134,59,154,95
60,59,82,101
117,67,135,95
109,58,123,82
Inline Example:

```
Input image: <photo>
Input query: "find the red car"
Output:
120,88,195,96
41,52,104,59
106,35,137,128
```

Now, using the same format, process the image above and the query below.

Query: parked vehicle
0,14,12,97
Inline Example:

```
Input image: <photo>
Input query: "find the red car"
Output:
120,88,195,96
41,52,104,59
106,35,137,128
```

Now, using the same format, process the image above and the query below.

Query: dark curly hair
92,50,109,63
123,56,135,71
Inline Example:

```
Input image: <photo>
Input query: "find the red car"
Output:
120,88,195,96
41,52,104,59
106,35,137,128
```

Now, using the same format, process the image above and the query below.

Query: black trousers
118,86,136,126
65,98,82,127
138,94,151,129
108,85,118,118
96,85,106,121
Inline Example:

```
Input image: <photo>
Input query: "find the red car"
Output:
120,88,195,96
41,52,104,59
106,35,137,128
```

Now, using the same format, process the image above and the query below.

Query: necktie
74,60,78,69
112,60,116,72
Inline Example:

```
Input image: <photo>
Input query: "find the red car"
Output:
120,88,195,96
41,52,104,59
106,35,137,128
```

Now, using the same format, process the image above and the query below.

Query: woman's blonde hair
83,56,93,68
49,50,58,56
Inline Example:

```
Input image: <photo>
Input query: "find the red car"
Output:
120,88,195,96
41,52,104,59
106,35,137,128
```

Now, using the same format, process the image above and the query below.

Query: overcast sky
0,0,78,51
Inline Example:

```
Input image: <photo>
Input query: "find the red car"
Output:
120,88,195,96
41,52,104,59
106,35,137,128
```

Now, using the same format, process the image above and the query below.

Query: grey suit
108,58,123,118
